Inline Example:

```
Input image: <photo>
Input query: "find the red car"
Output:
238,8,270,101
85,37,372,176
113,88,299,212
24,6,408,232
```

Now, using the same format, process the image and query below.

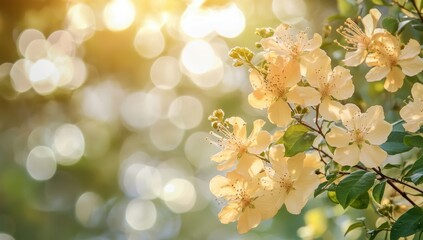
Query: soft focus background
0,0,392,239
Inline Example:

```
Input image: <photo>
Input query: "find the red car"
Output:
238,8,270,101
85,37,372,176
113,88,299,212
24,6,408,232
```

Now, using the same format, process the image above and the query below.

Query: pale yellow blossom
305,54,354,121
337,8,382,66
261,24,322,62
261,24,323,76
400,82,423,132
326,104,392,168
248,56,319,126
261,145,320,214
210,117,271,176
209,171,279,234
365,33,423,92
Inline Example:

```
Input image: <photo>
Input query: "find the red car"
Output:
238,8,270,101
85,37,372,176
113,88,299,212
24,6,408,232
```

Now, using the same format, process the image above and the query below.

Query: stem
410,0,423,23
373,167,423,195
387,179,417,206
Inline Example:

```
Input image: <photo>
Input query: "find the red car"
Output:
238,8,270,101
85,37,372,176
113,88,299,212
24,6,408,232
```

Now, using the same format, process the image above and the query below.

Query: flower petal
218,205,240,224
362,8,381,37
399,39,421,60
248,90,273,109
365,120,392,145
365,66,390,82
305,54,331,88
254,193,281,219
343,49,367,67
411,82,423,101
330,66,354,100
400,100,423,132
237,155,264,178
237,208,261,234
359,143,387,168
286,86,321,107
248,130,271,154
398,56,423,76
211,149,236,163
326,126,351,148
303,33,322,51
384,66,404,92
209,175,233,198
287,152,306,180
340,104,362,130
228,117,247,140
249,68,264,89
333,143,360,166
285,190,307,215
319,98,344,121
268,99,292,127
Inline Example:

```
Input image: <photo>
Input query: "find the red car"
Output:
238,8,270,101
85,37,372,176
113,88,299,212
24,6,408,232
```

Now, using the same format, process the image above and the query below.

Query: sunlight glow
103,0,136,31
181,40,221,75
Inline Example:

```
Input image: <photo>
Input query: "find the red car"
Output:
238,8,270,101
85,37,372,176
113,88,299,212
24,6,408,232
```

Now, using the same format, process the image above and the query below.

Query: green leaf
381,131,413,155
314,181,329,197
405,155,423,185
382,17,399,34
345,221,364,236
412,23,423,31
336,170,376,208
372,180,386,204
383,163,401,169
350,192,370,209
282,124,317,157
404,135,423,148
390,207,423,240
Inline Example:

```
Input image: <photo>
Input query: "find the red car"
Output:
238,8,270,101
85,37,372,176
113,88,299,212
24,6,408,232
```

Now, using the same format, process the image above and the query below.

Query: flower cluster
208,7,423,236
337,8,423,92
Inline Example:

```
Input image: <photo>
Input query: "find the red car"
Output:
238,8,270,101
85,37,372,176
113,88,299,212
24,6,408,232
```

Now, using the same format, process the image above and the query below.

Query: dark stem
410,0,423,23
386,179,417,207
372,167,423,195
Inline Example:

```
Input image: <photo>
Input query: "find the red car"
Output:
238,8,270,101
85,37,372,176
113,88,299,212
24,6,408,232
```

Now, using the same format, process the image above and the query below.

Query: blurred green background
0,0,407,239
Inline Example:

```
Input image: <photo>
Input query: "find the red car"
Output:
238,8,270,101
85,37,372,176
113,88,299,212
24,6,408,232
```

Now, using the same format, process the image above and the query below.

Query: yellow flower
365,33,423,92
337,8,382,66
210,117,271,176
305,54,354,121
261,23,322,65
248,56,319,126
209,171,279,234
326,104,392,168
400,82,423,132
261,145,320,214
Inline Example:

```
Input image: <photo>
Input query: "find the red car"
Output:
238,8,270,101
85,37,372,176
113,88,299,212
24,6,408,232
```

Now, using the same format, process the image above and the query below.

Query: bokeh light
53,124,85,165
103,0,136,31
181,39,222,74
75,192,103,227
66,3,96,43
133,26,165,59
168,95,203,129
161,178,196,214
150,56,181,89
26,146,57,181
125,198,157,230
149,120,184,151
0,1,367,240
